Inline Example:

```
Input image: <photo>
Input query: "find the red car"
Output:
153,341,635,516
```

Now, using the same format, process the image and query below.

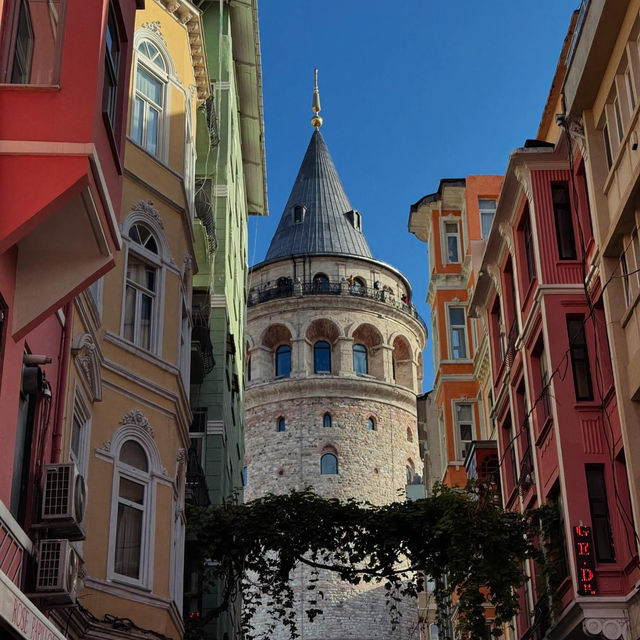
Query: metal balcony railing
248,280,427,330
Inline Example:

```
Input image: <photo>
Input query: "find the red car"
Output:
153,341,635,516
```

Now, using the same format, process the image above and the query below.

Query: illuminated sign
573,525,597,596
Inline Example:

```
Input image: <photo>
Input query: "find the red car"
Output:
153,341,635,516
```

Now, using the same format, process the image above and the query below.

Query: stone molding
71,332,102,402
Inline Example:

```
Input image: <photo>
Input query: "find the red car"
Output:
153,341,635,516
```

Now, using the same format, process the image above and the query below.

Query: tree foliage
186,483,553,640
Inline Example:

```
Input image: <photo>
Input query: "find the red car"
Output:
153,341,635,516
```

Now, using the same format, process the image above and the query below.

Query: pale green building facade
187,0,267,637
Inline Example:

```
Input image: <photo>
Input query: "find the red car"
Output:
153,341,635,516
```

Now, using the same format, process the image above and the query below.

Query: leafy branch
185,482,556,640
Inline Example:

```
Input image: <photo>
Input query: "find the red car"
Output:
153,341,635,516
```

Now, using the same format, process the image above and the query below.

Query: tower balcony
248,278,427,331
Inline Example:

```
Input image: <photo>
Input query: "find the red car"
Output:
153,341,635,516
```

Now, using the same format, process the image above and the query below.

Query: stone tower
244,84,426,639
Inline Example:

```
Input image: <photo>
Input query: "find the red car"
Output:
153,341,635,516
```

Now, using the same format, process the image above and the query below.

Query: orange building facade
409,176,502,489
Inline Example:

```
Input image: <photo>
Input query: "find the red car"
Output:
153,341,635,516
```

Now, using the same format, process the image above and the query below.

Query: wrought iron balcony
191,304,215,384
185,447,210,507
248,279,427,330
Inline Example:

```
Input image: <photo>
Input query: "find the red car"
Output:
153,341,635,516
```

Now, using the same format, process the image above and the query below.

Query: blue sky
251,1,579,390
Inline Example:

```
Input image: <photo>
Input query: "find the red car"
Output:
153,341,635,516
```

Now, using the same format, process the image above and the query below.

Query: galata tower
244,74,427,639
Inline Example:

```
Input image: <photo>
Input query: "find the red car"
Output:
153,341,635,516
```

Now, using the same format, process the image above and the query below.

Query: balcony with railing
248,279,427,331
0,501,32,589
191,301,215,385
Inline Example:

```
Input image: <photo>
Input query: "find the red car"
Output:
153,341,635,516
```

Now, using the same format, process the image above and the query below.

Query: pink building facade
469,137,639,640
0,0,141,636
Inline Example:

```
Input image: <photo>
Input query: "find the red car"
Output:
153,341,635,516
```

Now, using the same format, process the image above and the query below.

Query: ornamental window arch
130,29,175,160
351,323,384,380
120,203,173,354
306,318,340,375
260,323,294,379
98,410,168,590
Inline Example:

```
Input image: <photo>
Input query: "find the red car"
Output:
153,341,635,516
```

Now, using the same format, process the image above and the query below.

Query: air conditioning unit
41,463,86,540
34,539,80,605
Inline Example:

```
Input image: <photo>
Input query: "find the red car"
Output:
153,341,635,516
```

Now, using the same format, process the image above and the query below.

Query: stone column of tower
245,84,427,639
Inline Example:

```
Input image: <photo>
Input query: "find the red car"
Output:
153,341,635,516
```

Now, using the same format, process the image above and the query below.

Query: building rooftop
264,130,372,261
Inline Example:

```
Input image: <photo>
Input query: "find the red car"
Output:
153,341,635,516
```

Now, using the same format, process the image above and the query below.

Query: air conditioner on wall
34,539,80,605
40,463,86,540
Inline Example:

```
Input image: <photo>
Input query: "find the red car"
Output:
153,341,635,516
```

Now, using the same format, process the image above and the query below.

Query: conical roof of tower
264,130,373,260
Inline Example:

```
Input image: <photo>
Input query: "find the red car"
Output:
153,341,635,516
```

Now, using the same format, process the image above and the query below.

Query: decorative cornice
130,200,164,230
71,333,103,402
141,21,166,43
120,409,155,439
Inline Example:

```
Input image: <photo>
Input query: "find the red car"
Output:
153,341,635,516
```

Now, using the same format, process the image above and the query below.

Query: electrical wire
491,121,640,564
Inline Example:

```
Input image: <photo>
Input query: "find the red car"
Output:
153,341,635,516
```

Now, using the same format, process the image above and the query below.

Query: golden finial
311,68,323,130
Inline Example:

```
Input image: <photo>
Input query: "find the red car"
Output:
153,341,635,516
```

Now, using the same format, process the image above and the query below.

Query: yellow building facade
56,2,209,638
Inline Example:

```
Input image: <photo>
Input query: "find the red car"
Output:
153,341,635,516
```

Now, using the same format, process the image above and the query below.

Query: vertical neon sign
573,525,597,595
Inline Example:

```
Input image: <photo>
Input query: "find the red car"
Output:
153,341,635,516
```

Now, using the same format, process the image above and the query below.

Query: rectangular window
189,408,207,471
123,254,157,351
115,477,145,578
552,182,577,260
2,0,64,85
444,222,460,264
539,346,551,419
586,466,615,562
479,199,497,239
549,486,569,579
454,403,474,461
102,2,121,129
626,67,636,112
522,213,536,283
614,97,624,142
621,250,631,305
603,124,613,170
567,317,594,401
448,306,467,359
633,229,640,289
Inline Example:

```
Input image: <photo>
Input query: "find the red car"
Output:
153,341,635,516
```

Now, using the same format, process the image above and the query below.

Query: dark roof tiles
264,130,372,260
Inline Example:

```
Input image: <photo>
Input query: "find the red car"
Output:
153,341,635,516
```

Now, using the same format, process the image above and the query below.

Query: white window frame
178,294,191,388
130,31,174,163
69,384,91,479
441,217,461,265
122,237,161,353
446,304,468,360
120,208,171,356
453,401,475,462
479,198,497,240
104,421,164,591
184,91,196,220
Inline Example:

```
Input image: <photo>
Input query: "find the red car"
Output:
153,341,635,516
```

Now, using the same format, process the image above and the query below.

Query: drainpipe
52,301,73,463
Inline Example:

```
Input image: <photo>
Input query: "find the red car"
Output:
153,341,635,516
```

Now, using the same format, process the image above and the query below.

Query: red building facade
0,0,141,636
470,137,639,640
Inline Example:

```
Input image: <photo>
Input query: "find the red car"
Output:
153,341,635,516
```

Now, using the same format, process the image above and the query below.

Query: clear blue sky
250,1,579,391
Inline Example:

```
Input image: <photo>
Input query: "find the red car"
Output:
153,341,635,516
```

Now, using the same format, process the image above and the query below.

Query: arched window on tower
321,453,338,475
314,341,331,373
367,417,376,431
312,273,330,292
353,344,368,375
277,417,286,432
323,413,332,428
275,345,291,377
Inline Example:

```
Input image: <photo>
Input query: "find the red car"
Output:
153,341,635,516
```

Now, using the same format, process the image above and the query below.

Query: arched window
314,340,331,373
352,276,366,294
312,273,330,292
275,344,291,377
113,439,151,582
293,205,305,223
367,417,376,431
123,222,161,351
277,417,286,432
131,38,168,157
321,453,338,475
407,427,413,442
407,460,416,484
353,344,368,375
323,413,332,428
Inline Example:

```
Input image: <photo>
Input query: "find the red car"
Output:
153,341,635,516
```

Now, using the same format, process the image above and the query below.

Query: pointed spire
311,68,323,130
264,130,372,261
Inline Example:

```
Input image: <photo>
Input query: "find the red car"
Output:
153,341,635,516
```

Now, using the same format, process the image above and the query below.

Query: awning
0,570,66,640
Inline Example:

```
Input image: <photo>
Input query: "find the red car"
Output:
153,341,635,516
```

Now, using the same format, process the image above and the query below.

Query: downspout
52,301,73,463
